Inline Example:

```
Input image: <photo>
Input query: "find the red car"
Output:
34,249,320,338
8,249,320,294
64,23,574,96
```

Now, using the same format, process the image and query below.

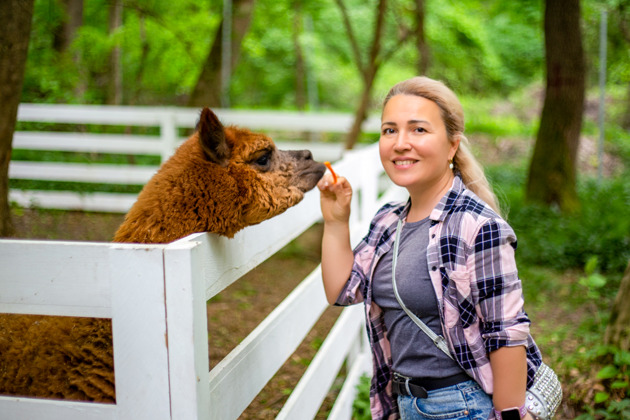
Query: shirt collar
397,175,465,223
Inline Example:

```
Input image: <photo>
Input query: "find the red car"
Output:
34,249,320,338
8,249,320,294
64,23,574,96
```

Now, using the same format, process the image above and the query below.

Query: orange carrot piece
324,161,338,184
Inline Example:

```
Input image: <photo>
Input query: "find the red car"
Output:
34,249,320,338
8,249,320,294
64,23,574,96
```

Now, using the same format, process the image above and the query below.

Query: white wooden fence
10,103,380,213
2,105,407,419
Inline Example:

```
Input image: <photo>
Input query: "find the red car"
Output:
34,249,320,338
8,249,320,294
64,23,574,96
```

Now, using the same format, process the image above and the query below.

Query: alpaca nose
291,150,314,161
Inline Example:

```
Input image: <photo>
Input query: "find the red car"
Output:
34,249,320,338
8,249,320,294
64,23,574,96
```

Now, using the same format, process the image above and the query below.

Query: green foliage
487,166,630,274
352,373,372,420
574,345,630,420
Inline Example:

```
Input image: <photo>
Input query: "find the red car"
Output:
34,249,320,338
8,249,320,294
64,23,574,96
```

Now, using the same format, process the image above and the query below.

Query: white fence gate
1,105,406,419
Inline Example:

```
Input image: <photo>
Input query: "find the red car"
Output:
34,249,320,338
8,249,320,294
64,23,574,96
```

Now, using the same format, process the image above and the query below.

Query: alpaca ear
197,108,230,166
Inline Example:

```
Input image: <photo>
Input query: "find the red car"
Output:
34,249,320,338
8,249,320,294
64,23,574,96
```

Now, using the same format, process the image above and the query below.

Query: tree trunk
525,0,585,212
0,0,35,237
293,0,306,110
414,0,430,76
341,0,387,150
605,261,630,351
53,0,84,54
107,0,123,105
187,0,256,108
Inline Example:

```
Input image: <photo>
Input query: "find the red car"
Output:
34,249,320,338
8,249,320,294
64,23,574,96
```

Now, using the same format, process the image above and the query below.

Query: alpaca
0,108,326,402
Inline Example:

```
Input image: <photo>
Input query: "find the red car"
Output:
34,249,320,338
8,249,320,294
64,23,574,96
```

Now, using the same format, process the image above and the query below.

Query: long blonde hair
383,76,502,216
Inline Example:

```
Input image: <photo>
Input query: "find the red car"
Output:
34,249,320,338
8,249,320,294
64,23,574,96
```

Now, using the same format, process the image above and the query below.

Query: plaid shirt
335,176,542,420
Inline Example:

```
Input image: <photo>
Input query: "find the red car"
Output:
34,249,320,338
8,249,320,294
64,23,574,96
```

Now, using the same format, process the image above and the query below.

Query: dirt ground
6,209,344,418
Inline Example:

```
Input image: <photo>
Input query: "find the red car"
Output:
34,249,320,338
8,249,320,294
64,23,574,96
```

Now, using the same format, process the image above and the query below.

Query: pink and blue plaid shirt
335,176,542,420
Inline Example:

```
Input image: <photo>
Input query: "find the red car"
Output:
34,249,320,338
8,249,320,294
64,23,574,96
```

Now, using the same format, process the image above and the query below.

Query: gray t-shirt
372,217,464,379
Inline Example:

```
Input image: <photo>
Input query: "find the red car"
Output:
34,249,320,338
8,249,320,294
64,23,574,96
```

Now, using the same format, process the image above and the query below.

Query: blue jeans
397,380,493,420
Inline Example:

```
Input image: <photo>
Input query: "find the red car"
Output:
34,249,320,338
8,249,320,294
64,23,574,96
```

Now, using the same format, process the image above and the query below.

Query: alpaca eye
251,151,272,168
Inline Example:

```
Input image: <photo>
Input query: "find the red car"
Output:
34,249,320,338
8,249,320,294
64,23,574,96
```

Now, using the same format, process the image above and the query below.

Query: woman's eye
414,127,426,133
382,128,395,135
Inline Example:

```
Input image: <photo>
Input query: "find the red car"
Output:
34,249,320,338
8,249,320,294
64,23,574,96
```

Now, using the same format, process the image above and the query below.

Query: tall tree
605,262,630,351
617,1,630,130
107,0,123,105
53,0,83,54
0,0,35,236
292,0,307,110
188,0,256,108
336,0,386,150
414,0,430,76
336,0,412,149
525,0,585,212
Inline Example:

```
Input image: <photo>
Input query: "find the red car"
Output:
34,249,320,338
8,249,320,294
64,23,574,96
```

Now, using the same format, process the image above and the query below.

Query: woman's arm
318,174,355,304
489,346,532,419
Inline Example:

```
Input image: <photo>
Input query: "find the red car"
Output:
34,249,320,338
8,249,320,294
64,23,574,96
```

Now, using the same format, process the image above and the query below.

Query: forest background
2,0,630,418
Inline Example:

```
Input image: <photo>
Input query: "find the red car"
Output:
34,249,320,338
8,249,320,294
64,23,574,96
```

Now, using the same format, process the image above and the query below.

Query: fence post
164,240,211,420
160,112,178,163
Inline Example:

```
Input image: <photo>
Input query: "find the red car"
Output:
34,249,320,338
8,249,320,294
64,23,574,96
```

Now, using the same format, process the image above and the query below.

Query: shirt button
431,266,437,271
431,234,436,238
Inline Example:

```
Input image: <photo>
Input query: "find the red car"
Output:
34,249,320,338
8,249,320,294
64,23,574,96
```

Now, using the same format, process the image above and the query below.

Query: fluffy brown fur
0,108,325,402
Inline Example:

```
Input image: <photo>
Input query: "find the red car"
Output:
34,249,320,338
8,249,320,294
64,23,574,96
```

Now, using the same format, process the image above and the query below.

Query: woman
318,76,542,420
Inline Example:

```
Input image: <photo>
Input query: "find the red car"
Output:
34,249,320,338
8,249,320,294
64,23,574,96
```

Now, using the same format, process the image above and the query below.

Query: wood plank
9,161,157,184
0,396,116,420
173,188,323,300
276,305,364,420
13,131,162,155
207,268,328,419
327,352,371,420
107,244,172,419
17,103,381,133
0,240,120,317
9,189,138,213
163,240,211,420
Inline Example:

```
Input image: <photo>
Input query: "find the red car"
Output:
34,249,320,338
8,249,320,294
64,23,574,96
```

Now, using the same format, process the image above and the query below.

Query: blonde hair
383,76,502,216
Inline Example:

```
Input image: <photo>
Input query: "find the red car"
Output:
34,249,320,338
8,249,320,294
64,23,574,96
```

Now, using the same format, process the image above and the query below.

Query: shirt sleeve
472,218,531,353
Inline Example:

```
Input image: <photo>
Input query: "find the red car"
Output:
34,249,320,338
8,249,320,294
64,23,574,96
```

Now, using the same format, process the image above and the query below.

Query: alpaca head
113,108,326,243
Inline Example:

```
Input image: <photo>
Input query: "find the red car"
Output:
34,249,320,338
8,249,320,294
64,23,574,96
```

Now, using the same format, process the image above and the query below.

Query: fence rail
3,104,408,419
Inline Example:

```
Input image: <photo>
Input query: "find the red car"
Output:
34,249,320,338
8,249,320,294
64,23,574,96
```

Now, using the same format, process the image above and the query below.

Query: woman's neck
406,173,455,223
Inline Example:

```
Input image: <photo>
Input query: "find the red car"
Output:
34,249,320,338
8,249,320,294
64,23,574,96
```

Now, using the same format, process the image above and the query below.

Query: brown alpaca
0,108,326,402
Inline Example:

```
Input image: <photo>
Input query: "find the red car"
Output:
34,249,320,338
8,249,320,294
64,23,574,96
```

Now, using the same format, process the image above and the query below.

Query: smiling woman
316,76,552,420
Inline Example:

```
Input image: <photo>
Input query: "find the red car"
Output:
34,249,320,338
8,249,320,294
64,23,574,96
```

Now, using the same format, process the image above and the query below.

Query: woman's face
379,94,459,194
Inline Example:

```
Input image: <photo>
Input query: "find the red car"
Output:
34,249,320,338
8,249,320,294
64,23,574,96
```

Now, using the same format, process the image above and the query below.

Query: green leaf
584,255,599,275
594,392,610,404
597,365,619,379
611,381,629,389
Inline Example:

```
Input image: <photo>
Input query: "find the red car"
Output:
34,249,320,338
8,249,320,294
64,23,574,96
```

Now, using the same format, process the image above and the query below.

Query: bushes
489,167,630,274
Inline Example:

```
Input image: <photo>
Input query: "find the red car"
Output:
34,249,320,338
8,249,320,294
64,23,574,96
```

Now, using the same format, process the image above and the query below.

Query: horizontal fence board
328,352,371,420
0,240,117,317
11,134,345,164
9,161,157,184
171,188,322,301
207,268,328,419
9,189,138,213
13,131,162,155
276,304,364,420
17,103,177,126
0,396,116,420
17,103,381,133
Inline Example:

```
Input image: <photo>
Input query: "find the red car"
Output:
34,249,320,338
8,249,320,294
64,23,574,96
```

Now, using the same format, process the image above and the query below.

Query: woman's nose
393,133,411,151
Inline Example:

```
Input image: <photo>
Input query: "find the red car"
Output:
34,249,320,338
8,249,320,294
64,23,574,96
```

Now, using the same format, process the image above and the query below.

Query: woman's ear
449,133,462,160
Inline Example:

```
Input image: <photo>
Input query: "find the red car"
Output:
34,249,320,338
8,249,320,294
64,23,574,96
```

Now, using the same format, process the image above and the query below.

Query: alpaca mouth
297,164,326,191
